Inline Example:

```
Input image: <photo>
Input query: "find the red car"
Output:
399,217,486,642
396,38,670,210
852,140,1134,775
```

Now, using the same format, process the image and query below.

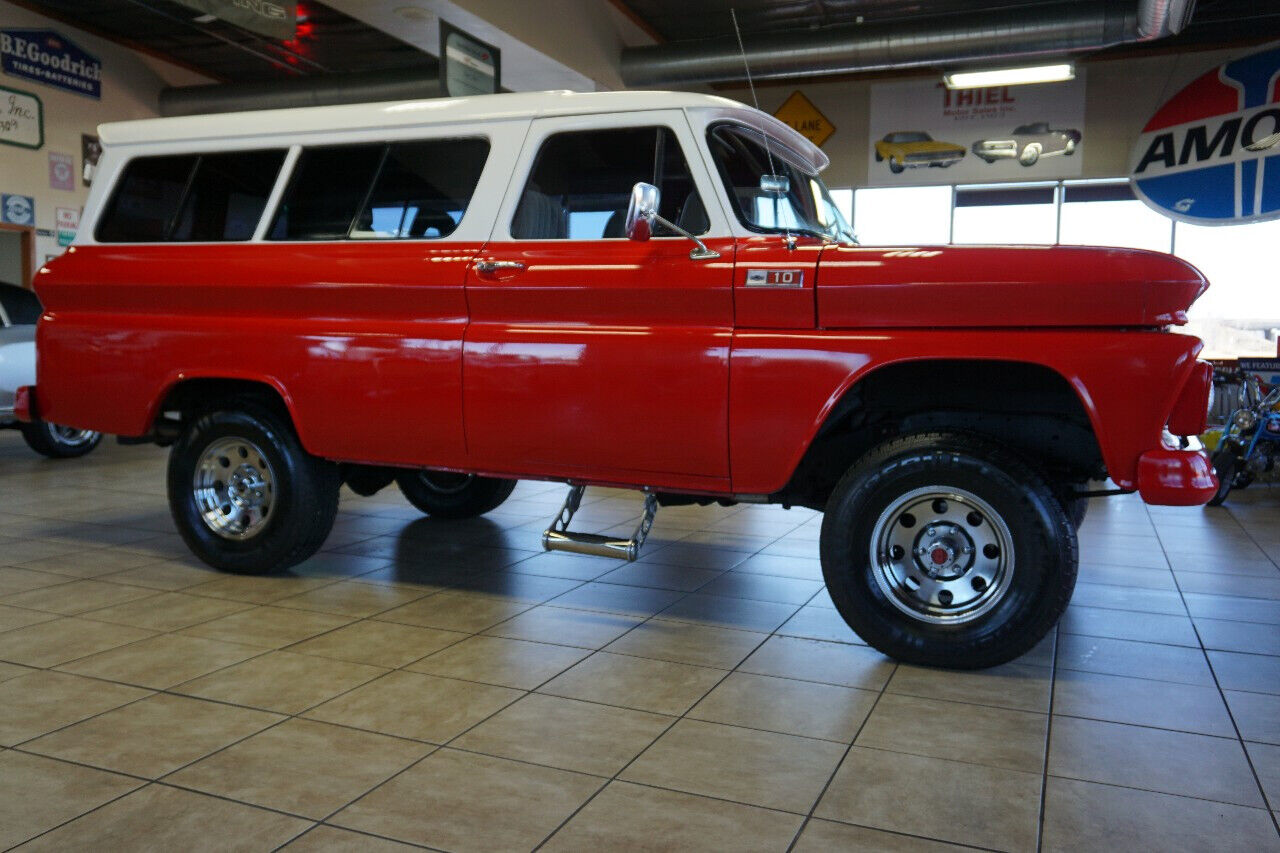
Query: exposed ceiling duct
160,70,444,117
619,0,1197,87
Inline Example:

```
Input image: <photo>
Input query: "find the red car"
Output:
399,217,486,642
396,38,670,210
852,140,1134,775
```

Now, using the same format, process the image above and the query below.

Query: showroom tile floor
0,434,1278,852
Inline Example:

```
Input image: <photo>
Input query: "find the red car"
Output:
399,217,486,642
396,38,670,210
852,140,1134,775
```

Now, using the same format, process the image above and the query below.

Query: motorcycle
1208,372,1280,506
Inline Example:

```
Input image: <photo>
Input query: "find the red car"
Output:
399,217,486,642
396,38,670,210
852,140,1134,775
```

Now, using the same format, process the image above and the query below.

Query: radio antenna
731,8,777,178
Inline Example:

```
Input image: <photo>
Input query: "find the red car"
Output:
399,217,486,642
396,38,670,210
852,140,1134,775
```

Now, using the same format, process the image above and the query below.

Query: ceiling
8,0,438,82
620,0,1279,53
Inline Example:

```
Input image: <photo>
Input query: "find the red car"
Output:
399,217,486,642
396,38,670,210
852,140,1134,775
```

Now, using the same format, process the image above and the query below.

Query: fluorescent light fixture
944,63,1075,89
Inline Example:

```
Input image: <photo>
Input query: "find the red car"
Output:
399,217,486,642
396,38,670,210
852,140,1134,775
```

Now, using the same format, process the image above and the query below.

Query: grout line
1035,625,1061,852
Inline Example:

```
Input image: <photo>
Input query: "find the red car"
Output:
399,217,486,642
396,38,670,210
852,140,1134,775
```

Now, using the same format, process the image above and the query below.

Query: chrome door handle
474,260,526,273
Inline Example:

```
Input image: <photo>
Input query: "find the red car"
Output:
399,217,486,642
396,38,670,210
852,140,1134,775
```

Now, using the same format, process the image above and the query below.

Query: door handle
474,260,527,274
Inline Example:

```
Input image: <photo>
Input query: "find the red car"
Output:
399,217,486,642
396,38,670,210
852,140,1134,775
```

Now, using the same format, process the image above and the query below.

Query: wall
0,1,212,276
709,45,1247,190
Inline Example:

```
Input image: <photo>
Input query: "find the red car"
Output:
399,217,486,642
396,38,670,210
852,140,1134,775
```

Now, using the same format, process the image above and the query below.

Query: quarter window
511,126,707,240
96,151,286,243
269,138,490,241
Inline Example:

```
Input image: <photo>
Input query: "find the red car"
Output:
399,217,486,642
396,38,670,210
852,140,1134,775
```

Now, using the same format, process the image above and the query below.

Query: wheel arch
148,373,307,448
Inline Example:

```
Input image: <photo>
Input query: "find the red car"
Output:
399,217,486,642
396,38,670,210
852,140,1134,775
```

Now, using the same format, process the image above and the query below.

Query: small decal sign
0,30,101,100
745,269,805,288
48,151,73,190
1,193,35,226
774,91,835,148
440,22,499,97
0,85,42,150
1131,43,1280,224
55,206,79,246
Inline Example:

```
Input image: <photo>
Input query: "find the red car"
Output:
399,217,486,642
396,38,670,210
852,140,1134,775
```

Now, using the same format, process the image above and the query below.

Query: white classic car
972,122,1081,166
0,283,101,457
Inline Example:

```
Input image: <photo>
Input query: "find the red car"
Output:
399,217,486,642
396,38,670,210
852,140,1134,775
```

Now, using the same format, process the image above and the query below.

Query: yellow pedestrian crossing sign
774,91,835,148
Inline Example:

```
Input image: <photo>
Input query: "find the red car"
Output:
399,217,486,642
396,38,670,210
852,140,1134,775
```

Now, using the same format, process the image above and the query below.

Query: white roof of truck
97,89,828,172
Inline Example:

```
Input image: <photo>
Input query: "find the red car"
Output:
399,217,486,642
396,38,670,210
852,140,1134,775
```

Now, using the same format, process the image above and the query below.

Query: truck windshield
707,123,853,243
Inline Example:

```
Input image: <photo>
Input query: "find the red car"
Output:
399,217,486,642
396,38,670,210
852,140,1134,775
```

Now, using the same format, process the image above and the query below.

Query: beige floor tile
594,561,723,592
0,578,159,615
816,747,1041,851
17,548,161,579
184,574,337,604
1246,741,1280,811
168,718,431,818
287,620,465,668
0,602,56,632
175,651,387,714
777,605,864,643
621,718,845,813
26,693,281,777
604,619,766,669
102,559,220,591
1041,776,1279,853
305,670,521,742
1056,633,1215,686
0,567,74,596
0,616,155,667
857,693,1047,772
548,581,685,617
1225,690,1280,744
0,670,151,746
1049,716,1265,807
18,782,310,852
1053,668,1237,736
57,633,263,689
887,660,1053,712
332,748,602,852
409,635,589,689
695,571,823,605
180,605,353,649
0,660,32,681
690,671,878,742
80,592,253,631
273,580,432,617
0,750,144,849
1210,650,1280,694
792,818,970,852
539,650,723,715
376,591,533,632
543,780,804,852
282,825,421,851
454,693,671,776
658,593,800,632
740,635,896,690
482,604,643,648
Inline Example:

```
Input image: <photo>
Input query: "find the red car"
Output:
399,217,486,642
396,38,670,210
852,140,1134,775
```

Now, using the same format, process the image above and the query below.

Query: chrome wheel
192,437,276,540
415,471,475,495
869,486,1015,624
49,425,99,447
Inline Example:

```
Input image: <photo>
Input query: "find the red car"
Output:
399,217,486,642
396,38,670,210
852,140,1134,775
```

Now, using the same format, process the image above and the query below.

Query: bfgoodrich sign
0,30,101,100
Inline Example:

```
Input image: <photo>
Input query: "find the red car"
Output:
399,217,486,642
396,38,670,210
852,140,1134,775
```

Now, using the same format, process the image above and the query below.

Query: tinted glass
269,144,386,240
170,150,286,241
0,282,41,326
351,138,489,239
511,126,706,240
96,155,196,242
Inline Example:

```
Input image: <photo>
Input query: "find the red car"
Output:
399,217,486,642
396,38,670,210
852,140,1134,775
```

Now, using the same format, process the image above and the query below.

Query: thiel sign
0,30,101,100
1131,44,1280,224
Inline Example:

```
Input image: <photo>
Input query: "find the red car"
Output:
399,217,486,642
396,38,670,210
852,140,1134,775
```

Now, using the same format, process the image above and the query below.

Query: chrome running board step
542,485,657,561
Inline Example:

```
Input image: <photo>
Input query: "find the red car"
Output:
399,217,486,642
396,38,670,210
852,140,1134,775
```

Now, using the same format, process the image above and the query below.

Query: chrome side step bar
542,485,657,561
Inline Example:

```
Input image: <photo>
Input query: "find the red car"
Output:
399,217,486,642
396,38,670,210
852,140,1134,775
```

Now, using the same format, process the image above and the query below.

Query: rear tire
820,431,1077,669
396,471,516,520
20,421,101,458
167,402,339,574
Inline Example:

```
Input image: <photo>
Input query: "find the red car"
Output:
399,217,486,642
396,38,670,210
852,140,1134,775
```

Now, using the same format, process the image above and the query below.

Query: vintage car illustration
23,91,1216,670
874,131,967,173
972,122,1082,166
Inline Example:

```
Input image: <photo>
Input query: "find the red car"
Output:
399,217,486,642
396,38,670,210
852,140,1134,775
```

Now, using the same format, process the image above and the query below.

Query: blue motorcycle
1208,371,1280,506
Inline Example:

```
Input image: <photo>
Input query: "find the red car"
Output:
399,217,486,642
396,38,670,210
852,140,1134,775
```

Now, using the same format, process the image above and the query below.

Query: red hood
816,245,1207,328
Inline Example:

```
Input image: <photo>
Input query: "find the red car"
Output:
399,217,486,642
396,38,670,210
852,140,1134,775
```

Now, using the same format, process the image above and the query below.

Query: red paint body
34,239,1214,503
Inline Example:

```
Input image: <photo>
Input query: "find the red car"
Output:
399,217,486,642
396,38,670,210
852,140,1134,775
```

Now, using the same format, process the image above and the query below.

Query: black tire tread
19,421,101,458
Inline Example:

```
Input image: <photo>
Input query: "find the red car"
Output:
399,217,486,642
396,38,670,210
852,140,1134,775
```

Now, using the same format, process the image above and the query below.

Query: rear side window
96,150,286,242
269,138,490,241
511,126,707,240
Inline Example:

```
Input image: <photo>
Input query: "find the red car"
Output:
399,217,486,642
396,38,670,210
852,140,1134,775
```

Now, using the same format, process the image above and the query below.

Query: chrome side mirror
625,182,659,242
624,181,720,261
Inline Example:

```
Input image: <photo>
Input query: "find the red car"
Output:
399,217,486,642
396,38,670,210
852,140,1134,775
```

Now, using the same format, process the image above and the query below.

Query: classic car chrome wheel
192,436,277,540
19,421,102,458
869,487,1015,624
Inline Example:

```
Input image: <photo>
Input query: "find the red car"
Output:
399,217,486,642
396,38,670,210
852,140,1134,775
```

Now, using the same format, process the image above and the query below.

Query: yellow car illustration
875,131,967,174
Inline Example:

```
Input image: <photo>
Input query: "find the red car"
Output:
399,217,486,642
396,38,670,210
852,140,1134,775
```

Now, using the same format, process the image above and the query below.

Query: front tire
1207,449,1236,506
20,421,102,458
167,402,340,574
396,471,516,520
889,158,905,174
820,432,1077,669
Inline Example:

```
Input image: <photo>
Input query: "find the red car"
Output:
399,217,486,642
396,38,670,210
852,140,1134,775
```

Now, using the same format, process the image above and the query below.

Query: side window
97,151,286,243
511,126,707,240
96,155,197,242
351,138,489,239
269,144,385,241
171,150,287,241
